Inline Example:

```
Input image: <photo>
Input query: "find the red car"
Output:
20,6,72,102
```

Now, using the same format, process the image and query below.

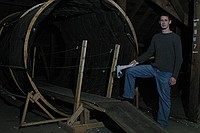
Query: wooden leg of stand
67,104,84,126
80,108,90,124
21,91,33,125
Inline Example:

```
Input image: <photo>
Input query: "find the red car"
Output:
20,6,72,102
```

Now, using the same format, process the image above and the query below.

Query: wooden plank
97,101,168,133
37,81,120,104
21,118,69,127
83,102,106,112
37,81,168,132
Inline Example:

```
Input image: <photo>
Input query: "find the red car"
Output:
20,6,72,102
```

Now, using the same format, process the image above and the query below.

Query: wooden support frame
20,40,104,131
61,105,104,133
68,104,85,126
60,105,104,133
59,40,104,133
59,119,104,133
105,44,140,108
20,91,69,127
18,1,71,126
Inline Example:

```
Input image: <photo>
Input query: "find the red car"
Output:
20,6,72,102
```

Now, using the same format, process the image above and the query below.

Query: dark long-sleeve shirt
136,32,183,79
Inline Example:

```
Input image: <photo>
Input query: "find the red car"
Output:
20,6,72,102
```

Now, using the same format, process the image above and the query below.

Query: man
122,13,183,128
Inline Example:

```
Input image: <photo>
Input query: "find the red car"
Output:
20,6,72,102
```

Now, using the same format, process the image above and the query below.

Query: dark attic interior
0,0,200,133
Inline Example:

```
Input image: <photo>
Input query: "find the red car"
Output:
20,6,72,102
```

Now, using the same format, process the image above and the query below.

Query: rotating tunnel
0,0,137,98
0,0,138,120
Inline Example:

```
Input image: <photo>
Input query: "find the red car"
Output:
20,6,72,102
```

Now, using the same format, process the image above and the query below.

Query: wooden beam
188,0,200,122
149,0,182,23
170,0,188,25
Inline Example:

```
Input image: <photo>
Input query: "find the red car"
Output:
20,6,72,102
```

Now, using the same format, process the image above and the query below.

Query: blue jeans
123,65,172,128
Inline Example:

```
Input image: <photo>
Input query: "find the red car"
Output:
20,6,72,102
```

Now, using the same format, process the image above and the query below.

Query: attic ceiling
126,0,191,45
0,0,192,48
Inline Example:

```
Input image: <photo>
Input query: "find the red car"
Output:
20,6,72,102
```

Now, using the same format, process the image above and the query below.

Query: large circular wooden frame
2,0,139,120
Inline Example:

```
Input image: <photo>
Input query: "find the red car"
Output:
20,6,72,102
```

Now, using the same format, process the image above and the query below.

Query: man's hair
159,12,172,20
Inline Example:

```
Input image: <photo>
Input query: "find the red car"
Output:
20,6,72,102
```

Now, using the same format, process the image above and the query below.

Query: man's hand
129,60,138,66
169,77,176,86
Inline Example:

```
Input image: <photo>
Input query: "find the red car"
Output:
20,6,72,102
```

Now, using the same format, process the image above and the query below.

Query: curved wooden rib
104,0,139,55
27,71,69,117
22,0,68,117
23,0,55,68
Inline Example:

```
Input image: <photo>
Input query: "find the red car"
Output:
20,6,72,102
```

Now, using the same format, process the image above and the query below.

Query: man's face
159,16,171,30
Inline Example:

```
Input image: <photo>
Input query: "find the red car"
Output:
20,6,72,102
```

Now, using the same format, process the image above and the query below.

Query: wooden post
188,0,200,122
21,91,33,125
73,40,87,112
106,44,120,98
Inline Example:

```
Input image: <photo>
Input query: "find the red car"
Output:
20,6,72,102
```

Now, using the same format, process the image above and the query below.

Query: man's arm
172,36,183,79
135,36,156,63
